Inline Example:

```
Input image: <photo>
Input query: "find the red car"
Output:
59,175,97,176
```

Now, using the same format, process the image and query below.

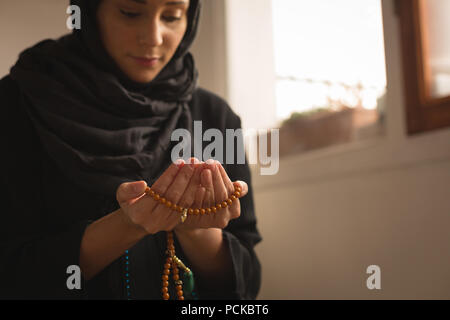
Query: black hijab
10,0,201,196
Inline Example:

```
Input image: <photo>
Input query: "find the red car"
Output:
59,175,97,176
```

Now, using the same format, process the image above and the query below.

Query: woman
0,0,262,299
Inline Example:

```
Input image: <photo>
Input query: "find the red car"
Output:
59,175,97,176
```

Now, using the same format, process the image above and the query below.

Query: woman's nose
138,19,163,47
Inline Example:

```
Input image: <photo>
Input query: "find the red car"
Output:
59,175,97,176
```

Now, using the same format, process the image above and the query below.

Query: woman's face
97,0,190,83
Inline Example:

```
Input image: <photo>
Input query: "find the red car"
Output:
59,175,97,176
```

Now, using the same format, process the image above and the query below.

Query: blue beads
124,250,131,299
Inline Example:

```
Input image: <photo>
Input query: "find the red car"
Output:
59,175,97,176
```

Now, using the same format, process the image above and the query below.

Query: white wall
225,0,278,131
0,0,69,78
193,0,279,131
190,0,228,100
249,0,450,299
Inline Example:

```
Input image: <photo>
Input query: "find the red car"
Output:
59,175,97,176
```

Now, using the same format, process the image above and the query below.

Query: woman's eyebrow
165,1,188,6
127,0,188,6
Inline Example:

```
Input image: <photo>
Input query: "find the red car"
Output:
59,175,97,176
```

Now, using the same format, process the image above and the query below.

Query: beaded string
144,183,243,300
124,249,131,299
144,183,242,217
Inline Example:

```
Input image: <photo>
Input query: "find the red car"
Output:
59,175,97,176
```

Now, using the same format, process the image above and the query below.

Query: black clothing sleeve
0,77,262,299
220,112,262,300
0,75,91,299
186,92,263,299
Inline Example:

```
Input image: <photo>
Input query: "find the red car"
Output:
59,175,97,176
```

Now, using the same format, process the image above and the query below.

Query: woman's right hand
115,158,203,235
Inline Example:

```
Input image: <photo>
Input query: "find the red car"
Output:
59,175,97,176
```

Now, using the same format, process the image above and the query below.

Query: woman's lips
131,56,161,67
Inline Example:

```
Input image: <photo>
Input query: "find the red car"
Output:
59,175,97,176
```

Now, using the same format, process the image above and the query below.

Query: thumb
116,180,148,205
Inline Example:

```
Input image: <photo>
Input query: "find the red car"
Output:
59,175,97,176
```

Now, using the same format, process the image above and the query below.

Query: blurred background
1,0,450,299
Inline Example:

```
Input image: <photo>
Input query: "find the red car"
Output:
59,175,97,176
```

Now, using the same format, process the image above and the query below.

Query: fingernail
175,159,184,168
206,159,215,165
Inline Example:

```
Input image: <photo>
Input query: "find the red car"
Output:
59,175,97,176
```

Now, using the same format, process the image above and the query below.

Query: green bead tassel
183,270,195,298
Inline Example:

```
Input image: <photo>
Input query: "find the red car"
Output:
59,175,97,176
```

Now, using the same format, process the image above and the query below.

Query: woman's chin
125,72,158,84
118,58,167,84
119,64,159,83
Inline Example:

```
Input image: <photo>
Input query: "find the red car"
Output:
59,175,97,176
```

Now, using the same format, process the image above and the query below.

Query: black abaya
0,75,262,299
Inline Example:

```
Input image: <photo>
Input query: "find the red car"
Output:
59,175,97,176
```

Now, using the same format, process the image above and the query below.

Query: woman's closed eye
163,16,182,23
119,10,182,23
120,9,141,18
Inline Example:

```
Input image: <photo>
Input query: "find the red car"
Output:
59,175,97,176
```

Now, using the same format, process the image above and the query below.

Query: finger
163,160,197,202
217,164,235,196
150,160,196,223
175,185,203,229
150,159,185,197
200,168,214,208
116,180,148,205
193,185,206,209
139,159,186,218
210,160,228,205
177,161,203,210
177,157,202,208
191,157,201,164
234,180,249,198
166,161,204,228
228,195,241,220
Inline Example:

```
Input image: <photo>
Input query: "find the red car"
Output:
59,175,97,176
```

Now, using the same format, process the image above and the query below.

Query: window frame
249,0,450,192
396,0,450,135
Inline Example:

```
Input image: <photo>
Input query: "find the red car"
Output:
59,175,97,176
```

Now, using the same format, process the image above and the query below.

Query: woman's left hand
175,159,248,231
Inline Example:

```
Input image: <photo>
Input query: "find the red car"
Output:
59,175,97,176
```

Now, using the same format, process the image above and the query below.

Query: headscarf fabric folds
10,0,201,195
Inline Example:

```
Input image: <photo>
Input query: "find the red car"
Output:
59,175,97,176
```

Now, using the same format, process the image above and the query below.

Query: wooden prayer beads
146,183,242,300
144,183,242,217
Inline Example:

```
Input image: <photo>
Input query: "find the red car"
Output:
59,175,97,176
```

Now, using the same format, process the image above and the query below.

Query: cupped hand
116,158,198,235
175,159,248,231
116,158,248,235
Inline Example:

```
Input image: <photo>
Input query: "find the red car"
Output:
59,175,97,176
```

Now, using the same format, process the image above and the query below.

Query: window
271,0,387,158
396,0,450,134
421,0,450,99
